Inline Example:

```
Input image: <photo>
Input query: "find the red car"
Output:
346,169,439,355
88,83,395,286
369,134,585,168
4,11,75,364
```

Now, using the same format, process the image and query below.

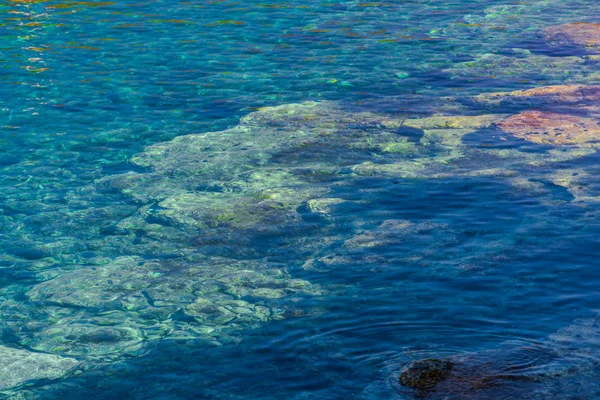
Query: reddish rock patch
496,111,600,146
474,84,600,107
543,22,600,52
512,84,600,103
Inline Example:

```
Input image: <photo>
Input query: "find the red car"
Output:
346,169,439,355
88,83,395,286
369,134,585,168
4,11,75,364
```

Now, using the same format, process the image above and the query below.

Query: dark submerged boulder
399,358,453,390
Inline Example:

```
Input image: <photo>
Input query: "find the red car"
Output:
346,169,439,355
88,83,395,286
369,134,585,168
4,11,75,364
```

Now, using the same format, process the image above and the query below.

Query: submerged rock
24,256,319,356
544,22,600,53
25,324,144,356
399,315,600,398
398,355,523,397
28,257,158,310
0,345,78,391
113,100,596,237
343,220,452,249
546,168,600,203
496,111,600,146
304,219,459,272
106,102,415,234
399,359,453,390
403,115,505,131
406,114,504,152
14,98,595,367
5,247,49,261
306,197,347,217
352,114,505,177
444,54,595,84
457,1,600,45
473,84,600,108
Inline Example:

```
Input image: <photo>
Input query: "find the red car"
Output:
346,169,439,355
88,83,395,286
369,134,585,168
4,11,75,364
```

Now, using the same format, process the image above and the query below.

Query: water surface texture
2,0,600,398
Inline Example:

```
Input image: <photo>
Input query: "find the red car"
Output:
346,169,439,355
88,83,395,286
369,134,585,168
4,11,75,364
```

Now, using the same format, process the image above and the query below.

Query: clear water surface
1,0,600,398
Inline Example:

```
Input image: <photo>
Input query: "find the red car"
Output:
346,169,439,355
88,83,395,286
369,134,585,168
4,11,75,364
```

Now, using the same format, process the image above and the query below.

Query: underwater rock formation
459,83,600,202
399,359,453,390
306,197,347,217
303,219,459,272
23,256,318,356
544,22,600,53
10,93,600,374
404,114,503,154
351,113,505,177
461,2,600,39
545,168,600,203
473,84,600,109
496,110,600,146
399,315,600,398
437,0,600,78
0,346,78,391
444,54,597,84
352,107,595,198
116,101,411,232
4,102,503,365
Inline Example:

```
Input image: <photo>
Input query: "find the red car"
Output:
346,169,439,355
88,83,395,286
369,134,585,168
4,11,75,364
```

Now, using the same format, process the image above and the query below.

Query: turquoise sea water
2,0,600,398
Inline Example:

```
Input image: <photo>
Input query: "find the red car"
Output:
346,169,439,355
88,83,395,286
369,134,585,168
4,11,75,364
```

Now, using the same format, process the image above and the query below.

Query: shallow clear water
2,0,600,398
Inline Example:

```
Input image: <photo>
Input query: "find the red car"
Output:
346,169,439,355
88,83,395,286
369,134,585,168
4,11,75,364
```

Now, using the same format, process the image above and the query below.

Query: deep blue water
2,0,600,398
